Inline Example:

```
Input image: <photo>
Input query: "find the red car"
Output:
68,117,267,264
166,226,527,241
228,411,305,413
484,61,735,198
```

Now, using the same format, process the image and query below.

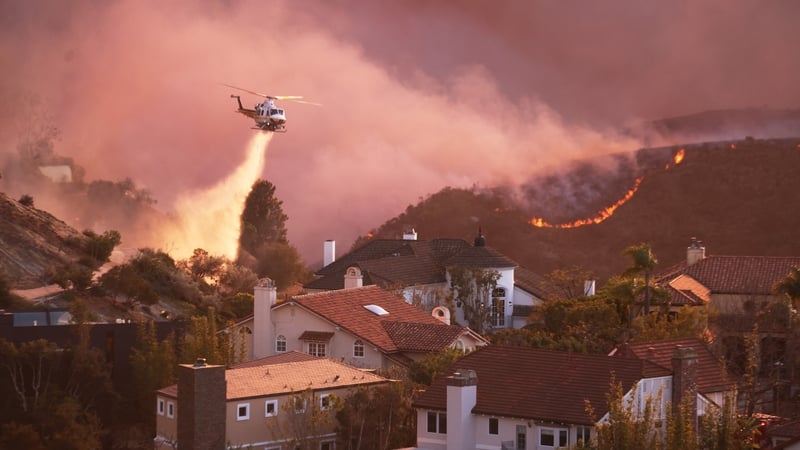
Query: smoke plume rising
1,0,797,265
160,132,271,260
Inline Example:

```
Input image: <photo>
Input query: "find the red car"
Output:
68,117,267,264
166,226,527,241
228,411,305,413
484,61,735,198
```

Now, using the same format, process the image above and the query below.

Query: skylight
363,304,389,316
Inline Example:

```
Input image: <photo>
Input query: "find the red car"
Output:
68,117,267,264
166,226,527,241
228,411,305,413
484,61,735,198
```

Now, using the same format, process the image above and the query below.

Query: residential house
154,351,390,449
306,229,554,331
412,344,721,450
231,279,488,369
609,337,738,410
657,238,800,318
656,239,800,382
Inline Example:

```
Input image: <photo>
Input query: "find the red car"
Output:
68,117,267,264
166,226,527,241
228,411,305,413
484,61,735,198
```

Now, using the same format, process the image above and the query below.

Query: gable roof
306,237,518,290
514,266,560,299
286,285,483,354
611,338,737,394
413,345,670,426
659,256,800,296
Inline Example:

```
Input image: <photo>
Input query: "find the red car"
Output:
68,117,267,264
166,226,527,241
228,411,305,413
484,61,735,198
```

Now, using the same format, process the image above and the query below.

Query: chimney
323,240,336,267
686,238,706,266
446,369,477,450
253,278,277,359
432,306,451,325
671,346,698,427
403,227,418,240
344,266,363,289
177,358,226,450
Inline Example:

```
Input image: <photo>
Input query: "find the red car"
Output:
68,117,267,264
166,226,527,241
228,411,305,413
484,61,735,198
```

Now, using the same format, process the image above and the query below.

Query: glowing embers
529,176,644,229
674,148,685,165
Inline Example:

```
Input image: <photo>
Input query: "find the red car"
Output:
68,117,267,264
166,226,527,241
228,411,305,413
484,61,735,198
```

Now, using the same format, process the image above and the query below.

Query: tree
336,377,416,449
239,179,289,254
18,194,34,207
622,243,658,315
408,347,467,386
238,180,310,290
773,265,800,306
447,265,500,334
82,229,121,265
178,248,227,292
130,321,176,427
586,377,661,450
267,389,342,450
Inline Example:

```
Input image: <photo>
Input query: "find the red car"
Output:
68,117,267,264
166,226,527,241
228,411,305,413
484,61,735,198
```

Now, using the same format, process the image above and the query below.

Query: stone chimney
686,237,706,266
323,240,336,267
177,358,226,450
671,346,698,427
253,278,277,359
403,227,418,240
446,369,478,450
344,266,363,289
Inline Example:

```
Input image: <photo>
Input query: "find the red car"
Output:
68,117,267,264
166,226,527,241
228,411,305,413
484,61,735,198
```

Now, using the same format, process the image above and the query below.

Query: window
320,441,335,450
427,411,447,434
265,400,278,417
489,417,499,435
292,397,306,414
167,401,175,418
353,340,365,358
157,398,165,416
516,425,527,450
320,393,335,410
576,426,591,446
308,342,326,357
540,428,568,448
491,297,506,327
237,403,250,421
276,335,287,353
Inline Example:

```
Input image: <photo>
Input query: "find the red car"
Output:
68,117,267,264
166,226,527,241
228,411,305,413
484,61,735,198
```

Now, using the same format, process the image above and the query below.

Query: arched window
353,339,365,358
276,335,287,353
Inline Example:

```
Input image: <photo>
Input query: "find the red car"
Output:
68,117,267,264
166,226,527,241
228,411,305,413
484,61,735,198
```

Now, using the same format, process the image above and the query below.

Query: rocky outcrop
0,192,88,289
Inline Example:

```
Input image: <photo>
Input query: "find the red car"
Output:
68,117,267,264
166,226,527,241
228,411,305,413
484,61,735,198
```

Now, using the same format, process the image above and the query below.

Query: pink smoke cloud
1,0,797,265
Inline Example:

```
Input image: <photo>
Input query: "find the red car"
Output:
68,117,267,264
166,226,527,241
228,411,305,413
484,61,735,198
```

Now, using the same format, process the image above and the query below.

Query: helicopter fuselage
230,95,287,132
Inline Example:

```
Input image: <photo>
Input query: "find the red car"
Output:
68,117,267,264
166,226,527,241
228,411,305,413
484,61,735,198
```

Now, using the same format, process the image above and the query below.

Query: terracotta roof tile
413,345,669,425
618,338,737,393
381,321,468,352
289,285,455,353
157,355,388,401
298,331,335,342
514,266,559,299
229,351,319,369
685,256,800,295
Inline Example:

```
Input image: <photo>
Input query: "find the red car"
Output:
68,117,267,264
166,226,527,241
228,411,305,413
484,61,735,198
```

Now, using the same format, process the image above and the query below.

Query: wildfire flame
674,148,685,165
529,176,644,229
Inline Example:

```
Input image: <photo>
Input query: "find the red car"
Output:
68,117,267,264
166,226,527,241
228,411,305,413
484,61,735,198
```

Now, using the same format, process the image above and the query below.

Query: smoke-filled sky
1,0,798,264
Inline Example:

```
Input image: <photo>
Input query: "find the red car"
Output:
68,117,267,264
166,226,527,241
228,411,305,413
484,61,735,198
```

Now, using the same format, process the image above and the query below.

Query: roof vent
363,304,389,316
193,358,207,367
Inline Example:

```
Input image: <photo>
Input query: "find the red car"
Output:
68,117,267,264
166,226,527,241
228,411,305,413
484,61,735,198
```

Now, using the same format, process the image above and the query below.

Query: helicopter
224,84,319,132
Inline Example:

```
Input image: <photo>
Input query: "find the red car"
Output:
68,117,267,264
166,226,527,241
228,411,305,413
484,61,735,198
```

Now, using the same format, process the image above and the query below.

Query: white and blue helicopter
224,84,320,132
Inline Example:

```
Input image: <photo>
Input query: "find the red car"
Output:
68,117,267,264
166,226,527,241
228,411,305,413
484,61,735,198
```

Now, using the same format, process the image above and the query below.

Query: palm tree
622,243,658,315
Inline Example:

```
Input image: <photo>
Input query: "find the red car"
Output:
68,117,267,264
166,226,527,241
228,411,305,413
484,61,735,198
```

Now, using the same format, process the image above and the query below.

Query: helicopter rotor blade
222,83,274,99
276,96,322,106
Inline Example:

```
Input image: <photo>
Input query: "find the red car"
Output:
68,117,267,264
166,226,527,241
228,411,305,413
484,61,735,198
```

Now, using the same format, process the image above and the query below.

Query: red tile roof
229,351,319,369
665,256,800,295
613,338,737,394
298,331,335,342
381,321,469,352
288,285,474,354
413,345,669,425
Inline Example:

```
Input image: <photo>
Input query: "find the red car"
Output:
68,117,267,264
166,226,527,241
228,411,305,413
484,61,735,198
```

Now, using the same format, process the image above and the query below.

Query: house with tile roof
657,238,800,316
656,239,800,384
232,279,488,369
154,352,390,449
306,229,555,331
412,344,709,450
609,337,738,410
